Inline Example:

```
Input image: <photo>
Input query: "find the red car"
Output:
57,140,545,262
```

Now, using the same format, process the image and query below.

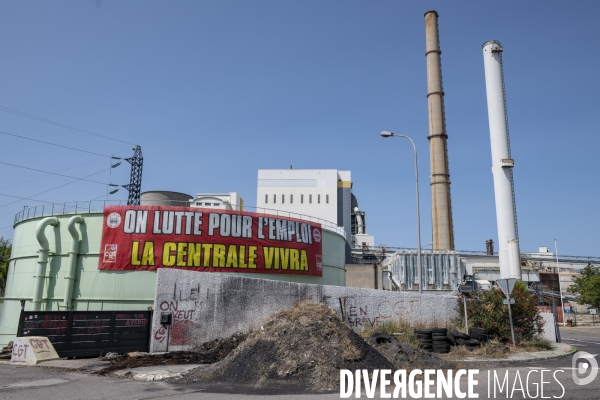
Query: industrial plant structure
482,40,522,280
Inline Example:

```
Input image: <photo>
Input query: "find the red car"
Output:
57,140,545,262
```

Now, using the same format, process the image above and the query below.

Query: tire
432,328,447,334
456,338,466,345
432,334,447,339
418,344,433,350
471,333,488,342
453,332,470,340
416,334,432,339
433,348,450,354
470,327,486,335
415,329,433,335
371,333,394,344
446,331,457,345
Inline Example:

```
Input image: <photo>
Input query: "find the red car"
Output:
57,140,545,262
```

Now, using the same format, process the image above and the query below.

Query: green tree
568,264,600,310
457,281,544,343
0,236,11,293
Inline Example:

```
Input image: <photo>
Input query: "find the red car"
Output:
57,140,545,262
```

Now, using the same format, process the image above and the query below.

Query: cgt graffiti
337,297,421,328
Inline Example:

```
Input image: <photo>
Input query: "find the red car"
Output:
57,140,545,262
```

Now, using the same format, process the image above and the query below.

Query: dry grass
360,317,447,347
516,337,553,352
443,339,511,359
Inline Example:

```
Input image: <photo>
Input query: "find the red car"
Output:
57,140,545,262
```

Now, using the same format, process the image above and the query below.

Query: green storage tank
0,202,346,347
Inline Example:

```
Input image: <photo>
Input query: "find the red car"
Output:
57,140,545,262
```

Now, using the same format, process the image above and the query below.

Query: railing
13,200,347,238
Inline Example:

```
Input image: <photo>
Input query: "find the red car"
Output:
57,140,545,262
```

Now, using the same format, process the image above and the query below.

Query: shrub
456,281,544,344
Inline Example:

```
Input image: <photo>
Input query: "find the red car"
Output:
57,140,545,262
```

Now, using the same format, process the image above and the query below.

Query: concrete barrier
10,337,60,365
150,270,459,352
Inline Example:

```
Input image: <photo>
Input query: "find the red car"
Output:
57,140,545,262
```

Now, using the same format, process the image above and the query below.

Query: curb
457,345,577,364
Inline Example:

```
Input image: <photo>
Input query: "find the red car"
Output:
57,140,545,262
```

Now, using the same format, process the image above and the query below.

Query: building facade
256,169,371,260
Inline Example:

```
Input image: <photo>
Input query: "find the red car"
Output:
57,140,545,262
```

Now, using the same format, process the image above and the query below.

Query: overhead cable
0,168,112,208
0,131,115,157
0,148,131,192
0,161,108,185
0,105,138,146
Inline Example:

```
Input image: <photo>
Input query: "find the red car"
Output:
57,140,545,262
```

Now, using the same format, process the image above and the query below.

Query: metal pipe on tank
482,40,521,279
64,216,84,310
33,217,59,311
424,10,454,251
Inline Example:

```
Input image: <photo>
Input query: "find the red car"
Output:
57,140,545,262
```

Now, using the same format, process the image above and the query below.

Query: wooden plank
113,326,150,333
114,319,150,328
112,332,149,340
69,333,112,342
71,320,111,328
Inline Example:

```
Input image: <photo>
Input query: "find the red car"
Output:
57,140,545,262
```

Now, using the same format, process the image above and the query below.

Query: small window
326,194,329,204
265,194,268,204
301,194,304,204
290,194,293,204
318,194,321,204
273,194,276,204
214,203,220,206
282,194,285,204
309,194,312,204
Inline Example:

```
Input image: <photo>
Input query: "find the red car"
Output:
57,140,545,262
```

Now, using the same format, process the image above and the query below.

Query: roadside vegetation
568,264,600,310
455,281,544,344
0,237,11,295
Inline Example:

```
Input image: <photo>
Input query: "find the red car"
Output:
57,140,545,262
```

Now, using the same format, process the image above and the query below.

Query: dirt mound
366,333,452,370
182,302,394,390
95,333,247,375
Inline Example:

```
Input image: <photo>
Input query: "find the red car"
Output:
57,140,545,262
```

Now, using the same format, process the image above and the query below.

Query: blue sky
0,1,598,257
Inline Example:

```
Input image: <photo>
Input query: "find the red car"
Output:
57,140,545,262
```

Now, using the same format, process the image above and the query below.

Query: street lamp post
555,239,566,326
380,131,423,294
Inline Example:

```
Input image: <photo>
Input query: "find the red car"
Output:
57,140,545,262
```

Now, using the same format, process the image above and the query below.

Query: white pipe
482,40,521,279
33,217,59,311
64,216,84,310
354,207,364,234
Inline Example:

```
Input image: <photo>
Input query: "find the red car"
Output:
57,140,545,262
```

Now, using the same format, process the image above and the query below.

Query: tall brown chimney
425,10,454,250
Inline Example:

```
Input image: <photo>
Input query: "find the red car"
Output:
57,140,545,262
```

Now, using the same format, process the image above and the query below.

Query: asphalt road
0,326,598,399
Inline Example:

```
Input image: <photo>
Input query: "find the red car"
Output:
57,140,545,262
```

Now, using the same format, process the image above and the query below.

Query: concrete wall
345,263,382,290
539,312,557,342
150,269,459,352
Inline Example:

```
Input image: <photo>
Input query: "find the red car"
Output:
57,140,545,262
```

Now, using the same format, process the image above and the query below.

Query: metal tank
0,201,347,347
141,191,193,206
482,40,521,279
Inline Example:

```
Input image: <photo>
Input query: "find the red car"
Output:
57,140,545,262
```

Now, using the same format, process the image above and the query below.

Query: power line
0,168,112,208
0,131,115,157
0,149,131,192
0,161,109,185
0,193,53,203
0,105,138,146
0,190,123,231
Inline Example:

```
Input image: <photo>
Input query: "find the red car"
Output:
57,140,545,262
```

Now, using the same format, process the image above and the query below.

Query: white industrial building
190,192,244,211
256,169,374,261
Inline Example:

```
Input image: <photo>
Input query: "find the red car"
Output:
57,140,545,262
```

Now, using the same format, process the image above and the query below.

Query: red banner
98,206,323,277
